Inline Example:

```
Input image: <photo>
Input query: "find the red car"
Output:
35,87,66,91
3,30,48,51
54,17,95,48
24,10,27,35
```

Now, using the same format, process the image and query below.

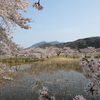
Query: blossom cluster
38,87,55,100
38,87,87,100
32,2,43,10
84,82,100,97
80,55,100,97
0,0,31,32
73,95,86,100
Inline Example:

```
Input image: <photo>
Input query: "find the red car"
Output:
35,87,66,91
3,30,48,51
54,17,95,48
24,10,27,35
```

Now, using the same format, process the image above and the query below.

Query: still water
0,62,100,100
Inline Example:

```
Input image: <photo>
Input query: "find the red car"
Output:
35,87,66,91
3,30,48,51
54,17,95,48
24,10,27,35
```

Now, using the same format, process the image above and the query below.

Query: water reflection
0,62,100,100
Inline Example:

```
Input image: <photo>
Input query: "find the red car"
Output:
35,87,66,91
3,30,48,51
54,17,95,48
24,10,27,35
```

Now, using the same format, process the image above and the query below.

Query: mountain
30,41,47,47
30,41,63,47
49,41,63,44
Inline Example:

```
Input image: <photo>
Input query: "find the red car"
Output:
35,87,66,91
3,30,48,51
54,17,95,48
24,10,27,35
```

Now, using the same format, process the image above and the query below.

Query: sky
11,0,100,48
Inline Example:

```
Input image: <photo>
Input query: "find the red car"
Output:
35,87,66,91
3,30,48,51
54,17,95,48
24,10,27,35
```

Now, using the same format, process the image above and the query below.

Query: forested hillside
39,37,100,49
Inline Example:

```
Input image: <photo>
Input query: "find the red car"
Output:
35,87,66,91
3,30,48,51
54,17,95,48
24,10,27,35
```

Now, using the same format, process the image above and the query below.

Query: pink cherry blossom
73,95,86,100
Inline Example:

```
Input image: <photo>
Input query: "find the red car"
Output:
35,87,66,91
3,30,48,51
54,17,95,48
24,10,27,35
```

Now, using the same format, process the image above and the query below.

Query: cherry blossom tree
55,48,62,57
79,47,96,57
0,0,43,56
63,47,74,57
96,48,100,58
79,47,96,54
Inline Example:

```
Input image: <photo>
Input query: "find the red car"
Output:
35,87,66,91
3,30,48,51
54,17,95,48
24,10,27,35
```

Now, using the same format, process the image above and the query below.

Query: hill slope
55,36,100,49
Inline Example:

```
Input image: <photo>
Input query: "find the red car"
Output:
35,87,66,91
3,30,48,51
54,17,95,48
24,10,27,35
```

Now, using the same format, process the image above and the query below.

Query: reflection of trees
23,59,82,76
0,63,25,84
0,70,16,84
27,60,84,100
0,58,83,84
0,58,82,84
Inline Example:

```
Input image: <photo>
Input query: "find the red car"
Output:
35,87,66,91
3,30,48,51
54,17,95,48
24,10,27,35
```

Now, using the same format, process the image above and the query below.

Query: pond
0,60,100,100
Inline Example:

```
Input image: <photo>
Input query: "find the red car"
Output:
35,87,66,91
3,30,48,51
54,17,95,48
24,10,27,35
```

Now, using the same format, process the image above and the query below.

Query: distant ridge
30,41,63,47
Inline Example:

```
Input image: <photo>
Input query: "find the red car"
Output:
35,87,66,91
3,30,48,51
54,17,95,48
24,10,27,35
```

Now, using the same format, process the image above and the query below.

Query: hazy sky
11,0,100,48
